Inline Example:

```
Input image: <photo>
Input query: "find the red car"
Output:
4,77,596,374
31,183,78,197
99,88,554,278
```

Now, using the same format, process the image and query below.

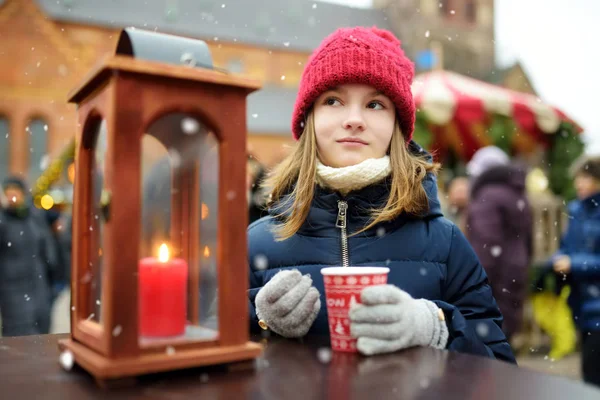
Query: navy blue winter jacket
247,152,515,364
551,192,600,332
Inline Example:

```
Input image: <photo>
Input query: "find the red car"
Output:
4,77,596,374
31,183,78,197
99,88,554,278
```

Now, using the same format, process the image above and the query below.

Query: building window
0,117,9,181
466,0,477,23
27,118,49,183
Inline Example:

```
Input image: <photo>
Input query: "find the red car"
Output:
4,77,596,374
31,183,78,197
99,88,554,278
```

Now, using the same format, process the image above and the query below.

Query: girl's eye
367,101,384,110
324,97,341,106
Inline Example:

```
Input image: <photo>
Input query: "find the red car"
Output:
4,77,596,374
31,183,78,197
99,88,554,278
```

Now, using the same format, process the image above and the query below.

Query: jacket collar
269,141,443,238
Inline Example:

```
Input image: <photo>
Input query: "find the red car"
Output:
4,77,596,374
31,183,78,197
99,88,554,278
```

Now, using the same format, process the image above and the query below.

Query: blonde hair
263,113,440,241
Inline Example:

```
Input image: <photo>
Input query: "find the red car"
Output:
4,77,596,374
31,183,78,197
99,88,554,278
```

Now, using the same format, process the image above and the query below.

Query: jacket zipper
336,200,349,267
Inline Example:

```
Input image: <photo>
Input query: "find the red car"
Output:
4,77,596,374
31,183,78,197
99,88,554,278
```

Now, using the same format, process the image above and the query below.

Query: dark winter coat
552,192,600,332
466,164,532,338
0,206,57,336
248,145,515,364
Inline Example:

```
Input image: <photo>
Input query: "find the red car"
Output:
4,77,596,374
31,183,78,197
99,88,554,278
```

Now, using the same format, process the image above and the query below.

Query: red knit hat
291,26,415,142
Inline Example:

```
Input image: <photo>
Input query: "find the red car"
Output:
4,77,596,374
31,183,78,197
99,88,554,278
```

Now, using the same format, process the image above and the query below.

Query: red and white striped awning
410,70,582,159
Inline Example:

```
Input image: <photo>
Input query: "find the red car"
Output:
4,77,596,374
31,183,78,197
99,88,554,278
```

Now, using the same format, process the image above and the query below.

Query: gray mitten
349,284,448,356
255,269,321,338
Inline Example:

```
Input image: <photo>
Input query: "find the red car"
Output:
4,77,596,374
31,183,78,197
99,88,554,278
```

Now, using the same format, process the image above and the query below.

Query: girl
247,26,514,363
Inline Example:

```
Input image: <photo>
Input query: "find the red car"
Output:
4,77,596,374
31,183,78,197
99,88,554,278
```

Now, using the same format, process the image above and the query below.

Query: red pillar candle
139,244,188,337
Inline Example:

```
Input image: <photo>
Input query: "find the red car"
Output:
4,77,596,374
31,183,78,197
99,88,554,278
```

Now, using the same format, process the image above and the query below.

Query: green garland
548,123,585,201
32,137,76,199
413,113,433,150
488,115,515,155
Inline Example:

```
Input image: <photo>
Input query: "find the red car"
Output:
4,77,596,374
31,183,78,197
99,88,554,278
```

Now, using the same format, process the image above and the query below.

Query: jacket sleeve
434,224,516,364
569,253,600,280
466,187,505,283
248,268,263,334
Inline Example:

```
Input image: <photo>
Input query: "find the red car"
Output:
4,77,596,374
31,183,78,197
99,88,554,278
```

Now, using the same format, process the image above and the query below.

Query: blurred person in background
466,146,533,343
0,176,58,336
43,209,71,303
444,176,470,232
549,155,600,386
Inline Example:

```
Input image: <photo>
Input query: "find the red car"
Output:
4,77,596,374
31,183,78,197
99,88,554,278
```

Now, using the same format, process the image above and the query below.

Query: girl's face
575,173,600,200
313,84,395,168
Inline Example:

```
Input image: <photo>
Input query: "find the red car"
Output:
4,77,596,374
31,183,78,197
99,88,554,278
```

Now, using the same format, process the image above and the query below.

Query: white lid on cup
320,267,390,276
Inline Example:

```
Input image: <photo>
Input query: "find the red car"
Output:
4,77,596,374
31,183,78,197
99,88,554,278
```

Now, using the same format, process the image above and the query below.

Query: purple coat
466,165,533,338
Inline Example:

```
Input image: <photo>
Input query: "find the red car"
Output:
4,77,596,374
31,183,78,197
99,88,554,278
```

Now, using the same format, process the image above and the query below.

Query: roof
247,86,298,135
31,0,391,135
36,0,391,52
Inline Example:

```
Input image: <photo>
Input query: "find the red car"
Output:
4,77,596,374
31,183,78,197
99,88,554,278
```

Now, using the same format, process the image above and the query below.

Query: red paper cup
321,267,390,353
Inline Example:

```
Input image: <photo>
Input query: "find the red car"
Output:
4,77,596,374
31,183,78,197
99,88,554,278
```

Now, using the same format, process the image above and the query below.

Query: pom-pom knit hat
291,26,416,142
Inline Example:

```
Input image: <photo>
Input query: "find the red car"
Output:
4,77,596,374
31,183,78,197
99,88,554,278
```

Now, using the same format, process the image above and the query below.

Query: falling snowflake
200,373,210,383
476,323,489,338
420,267,427,276
517,199,526,211
87,313,95,321
312,3,317,8
226,190,237,200
181,117,200,135
253,254,269,270
490,246,502,257
419,377,430,389
96,300,101,305
317,347,332,364
24,294,31,302
425,30,430,38
280,75,286,81
376,227,386,237
166,346,176,355
7,242,11,247
221,3,226,8
81,272,92,284
283,41,290,47
112,325,122,337
588,285,600,298
59,350,74,371
252,113,259,118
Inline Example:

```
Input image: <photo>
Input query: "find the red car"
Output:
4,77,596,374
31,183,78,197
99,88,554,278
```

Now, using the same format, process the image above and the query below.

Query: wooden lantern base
58,338,262,386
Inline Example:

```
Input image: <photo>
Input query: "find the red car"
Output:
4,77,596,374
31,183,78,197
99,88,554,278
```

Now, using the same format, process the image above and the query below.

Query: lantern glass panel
139,113,219,345
83,118,107,324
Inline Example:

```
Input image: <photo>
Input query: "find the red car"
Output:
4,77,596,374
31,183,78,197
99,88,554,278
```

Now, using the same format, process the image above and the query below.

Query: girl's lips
336,138,368,146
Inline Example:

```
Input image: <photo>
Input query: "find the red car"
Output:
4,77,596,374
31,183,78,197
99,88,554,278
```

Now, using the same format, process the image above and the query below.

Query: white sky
318,0,600,154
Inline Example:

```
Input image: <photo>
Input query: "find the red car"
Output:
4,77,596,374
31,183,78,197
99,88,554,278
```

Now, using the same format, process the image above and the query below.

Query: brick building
0,0,391,186
374,0,495,79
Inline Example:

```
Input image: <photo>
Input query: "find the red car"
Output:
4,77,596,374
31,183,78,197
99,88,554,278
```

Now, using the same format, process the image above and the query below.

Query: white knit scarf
317,156,392,196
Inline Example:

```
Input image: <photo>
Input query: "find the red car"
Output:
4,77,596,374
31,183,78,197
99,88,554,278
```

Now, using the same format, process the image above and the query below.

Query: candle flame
158,243,170,262
203,246,210,257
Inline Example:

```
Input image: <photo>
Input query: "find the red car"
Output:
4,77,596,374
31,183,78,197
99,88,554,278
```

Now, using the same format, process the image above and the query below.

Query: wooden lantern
58,28,262,384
